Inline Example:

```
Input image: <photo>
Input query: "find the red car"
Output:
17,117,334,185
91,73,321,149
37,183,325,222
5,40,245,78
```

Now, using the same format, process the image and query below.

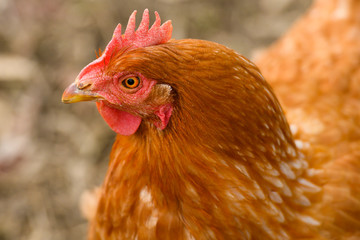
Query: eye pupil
127,78,135,86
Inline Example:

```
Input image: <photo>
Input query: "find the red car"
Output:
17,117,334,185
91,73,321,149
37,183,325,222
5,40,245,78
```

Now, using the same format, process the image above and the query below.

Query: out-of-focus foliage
0,0,310,239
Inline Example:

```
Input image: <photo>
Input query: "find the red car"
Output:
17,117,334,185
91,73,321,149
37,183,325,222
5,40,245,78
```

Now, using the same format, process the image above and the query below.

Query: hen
62,6,360,240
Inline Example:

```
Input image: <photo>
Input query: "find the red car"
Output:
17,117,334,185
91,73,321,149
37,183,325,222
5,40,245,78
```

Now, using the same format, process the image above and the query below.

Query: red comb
111,9,173,51
78,9,172,80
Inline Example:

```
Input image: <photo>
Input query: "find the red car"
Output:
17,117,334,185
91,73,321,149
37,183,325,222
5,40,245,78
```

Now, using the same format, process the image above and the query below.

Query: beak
62,82,102,104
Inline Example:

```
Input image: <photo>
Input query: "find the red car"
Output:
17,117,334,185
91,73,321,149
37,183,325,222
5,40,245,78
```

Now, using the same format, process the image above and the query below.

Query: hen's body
62,3,360,239
256,0,360,238
88,40,323,240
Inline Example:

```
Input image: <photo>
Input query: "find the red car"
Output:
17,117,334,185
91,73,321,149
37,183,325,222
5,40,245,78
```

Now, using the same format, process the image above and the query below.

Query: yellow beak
62,82,102,104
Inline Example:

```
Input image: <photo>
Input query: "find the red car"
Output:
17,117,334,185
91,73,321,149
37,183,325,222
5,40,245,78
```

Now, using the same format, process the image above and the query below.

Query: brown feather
85,39,327,239
256,0,360,238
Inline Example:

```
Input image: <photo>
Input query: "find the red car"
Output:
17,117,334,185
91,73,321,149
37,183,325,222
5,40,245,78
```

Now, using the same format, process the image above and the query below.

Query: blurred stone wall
0,0,311,239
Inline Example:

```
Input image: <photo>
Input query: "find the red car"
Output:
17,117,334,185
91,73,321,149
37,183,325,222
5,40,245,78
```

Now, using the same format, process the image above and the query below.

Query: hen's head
62,9,293,150
62,10,173,135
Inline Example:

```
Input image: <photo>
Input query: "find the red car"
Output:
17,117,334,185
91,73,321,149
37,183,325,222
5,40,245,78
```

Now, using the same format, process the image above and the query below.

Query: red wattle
96,102,142,136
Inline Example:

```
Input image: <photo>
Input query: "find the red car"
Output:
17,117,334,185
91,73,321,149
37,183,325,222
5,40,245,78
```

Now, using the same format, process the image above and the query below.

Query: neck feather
97,40,322,239
103,88,321,239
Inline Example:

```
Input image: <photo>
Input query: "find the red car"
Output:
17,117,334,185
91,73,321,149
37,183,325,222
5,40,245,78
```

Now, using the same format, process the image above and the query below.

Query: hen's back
256,0,360,238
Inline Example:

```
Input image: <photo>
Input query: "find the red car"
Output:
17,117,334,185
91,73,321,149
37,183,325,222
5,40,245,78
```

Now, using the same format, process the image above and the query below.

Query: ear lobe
154,103,173,130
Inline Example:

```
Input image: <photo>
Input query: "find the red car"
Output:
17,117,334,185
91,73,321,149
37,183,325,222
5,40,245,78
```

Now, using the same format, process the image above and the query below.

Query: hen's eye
122,77,140,89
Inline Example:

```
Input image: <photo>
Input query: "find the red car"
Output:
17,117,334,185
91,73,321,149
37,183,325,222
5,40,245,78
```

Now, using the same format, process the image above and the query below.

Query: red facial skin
75,70,172,135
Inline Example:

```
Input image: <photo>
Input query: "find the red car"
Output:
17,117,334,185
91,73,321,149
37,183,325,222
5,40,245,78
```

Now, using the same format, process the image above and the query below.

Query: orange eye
122,77,140,89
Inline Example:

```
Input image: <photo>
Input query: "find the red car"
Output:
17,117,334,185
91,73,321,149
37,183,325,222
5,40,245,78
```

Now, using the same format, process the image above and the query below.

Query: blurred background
0,0,311,239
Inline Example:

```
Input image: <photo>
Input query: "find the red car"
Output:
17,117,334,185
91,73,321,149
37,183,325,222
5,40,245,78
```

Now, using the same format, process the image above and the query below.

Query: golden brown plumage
255,0,360,238
62,4,360,239
82,39,321,239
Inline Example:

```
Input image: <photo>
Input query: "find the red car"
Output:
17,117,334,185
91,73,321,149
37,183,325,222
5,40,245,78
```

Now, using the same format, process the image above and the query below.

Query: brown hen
62,4,360,240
